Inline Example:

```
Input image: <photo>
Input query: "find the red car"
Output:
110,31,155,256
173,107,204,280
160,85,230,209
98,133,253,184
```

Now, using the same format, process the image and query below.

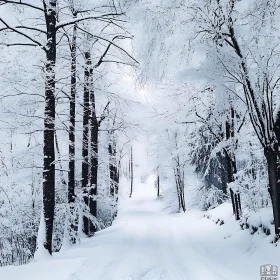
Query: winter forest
0,0,280,279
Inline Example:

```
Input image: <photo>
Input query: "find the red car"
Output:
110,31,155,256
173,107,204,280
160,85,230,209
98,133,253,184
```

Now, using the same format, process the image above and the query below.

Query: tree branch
93,37,117,69
98,101,111,125
56,13,125,30
0,42,38,47
15,25,47,34
77,27,138,64
0,18,46,51
0,0,43,11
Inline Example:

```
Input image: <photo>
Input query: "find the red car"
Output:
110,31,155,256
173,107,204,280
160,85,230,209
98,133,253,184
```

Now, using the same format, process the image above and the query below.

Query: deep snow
1,181,279,280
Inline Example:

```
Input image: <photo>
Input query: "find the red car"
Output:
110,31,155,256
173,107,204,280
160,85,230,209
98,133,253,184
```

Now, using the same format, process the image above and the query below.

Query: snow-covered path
1,182,279,280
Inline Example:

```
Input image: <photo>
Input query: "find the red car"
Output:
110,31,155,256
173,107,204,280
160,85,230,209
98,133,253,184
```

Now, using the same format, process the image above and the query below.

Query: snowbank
1,184,280,280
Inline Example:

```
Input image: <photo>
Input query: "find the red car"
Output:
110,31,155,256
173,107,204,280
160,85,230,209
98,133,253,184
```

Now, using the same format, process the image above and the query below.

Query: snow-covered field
1,182,279,280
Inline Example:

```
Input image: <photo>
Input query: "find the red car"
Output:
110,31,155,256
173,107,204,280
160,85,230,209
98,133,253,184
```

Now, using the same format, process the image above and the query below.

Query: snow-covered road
1,182,279,280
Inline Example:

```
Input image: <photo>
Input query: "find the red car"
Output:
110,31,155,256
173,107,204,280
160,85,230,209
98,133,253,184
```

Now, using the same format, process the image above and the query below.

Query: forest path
1,181,278,280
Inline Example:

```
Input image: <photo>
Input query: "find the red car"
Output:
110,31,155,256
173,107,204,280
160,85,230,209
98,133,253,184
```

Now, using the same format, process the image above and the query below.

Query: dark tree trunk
174,163,186,213
68,21,77,244
234,193,241,220
113,156,121,218
109,139,118,196
157,175,160,198
115,159,120,201
42,0,57,255
230,188,236,215
234,192,241,220
174,169,182,211
128,155,131,181
115,163,120,194
82,51,91,236
181,186,186,212
224,149,237,184
264,148,280,235
129,146,133,197
224,107,239,217
54,131,67,187
109,142,115,197
179,169,186,212
89,91,99,236
225,107,237,185
109,136,119,219
224,149,239,218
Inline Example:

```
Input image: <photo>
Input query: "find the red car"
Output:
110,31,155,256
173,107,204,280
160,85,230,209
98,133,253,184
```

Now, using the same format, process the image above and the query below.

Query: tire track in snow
99,217,160,279
157,220,189,280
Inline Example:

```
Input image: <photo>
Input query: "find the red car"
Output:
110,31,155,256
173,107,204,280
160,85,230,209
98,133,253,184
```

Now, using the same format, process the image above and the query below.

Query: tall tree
89,77,99,235
67,14,78,244
194,0,280,234
80,30,137,235
41,0,57,255
82,50,91,236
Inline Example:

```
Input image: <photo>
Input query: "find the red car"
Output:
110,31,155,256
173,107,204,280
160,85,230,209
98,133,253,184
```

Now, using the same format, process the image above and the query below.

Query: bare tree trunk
157,175,160,198
181,167,186,212
234,192,241,220
129,146,133,197
42,0,57,255
68,20,78,244
89,89,99,236
265,148,280,235
174,169,182,212
180,186,186,212
179,178,186,212
82,51,91,236
114,158,120,217
229,188,236,215
109,138,118,196
54,131,67,187
225,107,238,217
109,135,118,219
109,141,115,197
